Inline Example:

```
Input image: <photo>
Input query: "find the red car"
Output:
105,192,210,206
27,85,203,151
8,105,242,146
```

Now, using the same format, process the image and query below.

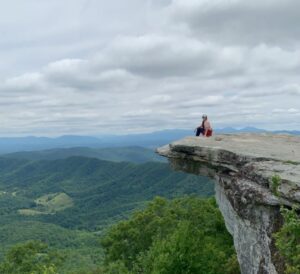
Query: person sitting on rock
195,114,213,137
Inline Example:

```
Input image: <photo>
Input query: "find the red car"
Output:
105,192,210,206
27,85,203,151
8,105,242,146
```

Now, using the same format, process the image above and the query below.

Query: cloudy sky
1,0,300,136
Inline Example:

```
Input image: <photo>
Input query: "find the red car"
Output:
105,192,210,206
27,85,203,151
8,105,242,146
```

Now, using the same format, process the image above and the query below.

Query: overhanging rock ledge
157,134,300,274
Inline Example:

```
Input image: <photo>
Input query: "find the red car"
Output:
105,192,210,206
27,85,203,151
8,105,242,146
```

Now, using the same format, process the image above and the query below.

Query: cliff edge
157,134,300,274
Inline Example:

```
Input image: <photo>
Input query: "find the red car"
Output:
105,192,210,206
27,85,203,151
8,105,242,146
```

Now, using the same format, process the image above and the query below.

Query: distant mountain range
0,128,299,154
216,127,300,135
4,146,166,163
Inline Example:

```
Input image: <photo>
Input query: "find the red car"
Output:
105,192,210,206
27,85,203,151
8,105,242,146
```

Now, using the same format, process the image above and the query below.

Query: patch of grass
284,160,300,165
270,175,282,197
18,209,49,216
36,193,74,212
19,193,74,216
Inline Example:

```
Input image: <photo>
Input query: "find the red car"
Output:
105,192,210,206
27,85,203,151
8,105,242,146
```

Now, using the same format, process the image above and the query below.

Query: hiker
195,114,213,137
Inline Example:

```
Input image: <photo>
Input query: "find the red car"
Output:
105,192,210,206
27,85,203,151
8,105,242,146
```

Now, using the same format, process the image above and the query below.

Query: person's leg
196,127,203,136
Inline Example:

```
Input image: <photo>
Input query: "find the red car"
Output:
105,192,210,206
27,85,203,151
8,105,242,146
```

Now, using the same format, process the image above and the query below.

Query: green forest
0,147,228,273
0,197,241,274
100,196,240,274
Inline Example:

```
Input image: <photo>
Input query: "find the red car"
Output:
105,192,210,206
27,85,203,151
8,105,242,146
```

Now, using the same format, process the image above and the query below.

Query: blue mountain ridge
0,128,298,154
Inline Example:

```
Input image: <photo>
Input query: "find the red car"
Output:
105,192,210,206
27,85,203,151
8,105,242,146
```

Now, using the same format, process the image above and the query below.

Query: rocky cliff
157,134,300,274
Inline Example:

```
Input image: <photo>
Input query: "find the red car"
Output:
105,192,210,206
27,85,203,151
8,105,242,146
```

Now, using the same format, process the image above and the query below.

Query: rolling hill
0,156,214,229
0,155,214,272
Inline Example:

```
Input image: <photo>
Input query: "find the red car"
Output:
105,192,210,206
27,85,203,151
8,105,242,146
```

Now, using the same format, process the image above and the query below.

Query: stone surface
157,134,300,274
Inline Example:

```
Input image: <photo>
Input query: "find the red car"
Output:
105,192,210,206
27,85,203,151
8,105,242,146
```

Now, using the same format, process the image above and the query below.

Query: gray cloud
168,0,300,47
0,0,299,136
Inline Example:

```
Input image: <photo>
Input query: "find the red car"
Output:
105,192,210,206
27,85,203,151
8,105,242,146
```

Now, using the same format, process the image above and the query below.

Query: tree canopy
101,196,240,274
0,240,63,274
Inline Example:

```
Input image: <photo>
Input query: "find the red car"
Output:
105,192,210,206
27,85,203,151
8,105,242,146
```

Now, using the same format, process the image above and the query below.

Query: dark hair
201,120,205,129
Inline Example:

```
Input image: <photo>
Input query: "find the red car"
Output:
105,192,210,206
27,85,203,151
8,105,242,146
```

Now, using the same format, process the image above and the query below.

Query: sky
0,0,300,136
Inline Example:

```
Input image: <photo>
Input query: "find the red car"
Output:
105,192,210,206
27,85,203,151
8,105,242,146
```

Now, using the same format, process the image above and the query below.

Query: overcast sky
0,0,299,136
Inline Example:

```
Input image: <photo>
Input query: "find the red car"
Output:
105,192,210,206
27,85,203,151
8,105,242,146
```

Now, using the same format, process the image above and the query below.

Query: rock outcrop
157,134,300,274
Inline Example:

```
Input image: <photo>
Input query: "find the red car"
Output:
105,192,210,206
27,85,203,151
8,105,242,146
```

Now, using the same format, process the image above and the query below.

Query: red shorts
206,129,213,137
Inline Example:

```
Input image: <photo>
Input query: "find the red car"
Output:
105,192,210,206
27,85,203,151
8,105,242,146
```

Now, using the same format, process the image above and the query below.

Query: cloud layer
0,0,299,136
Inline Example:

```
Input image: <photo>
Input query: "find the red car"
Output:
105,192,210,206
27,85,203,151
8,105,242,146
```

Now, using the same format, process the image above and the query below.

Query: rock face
157,134,300,274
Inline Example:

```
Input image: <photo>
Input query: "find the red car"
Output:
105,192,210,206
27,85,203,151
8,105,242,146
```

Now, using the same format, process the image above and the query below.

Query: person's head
202,114,208,120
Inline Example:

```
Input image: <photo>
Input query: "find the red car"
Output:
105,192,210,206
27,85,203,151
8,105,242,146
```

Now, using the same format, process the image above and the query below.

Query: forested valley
0,147,239,273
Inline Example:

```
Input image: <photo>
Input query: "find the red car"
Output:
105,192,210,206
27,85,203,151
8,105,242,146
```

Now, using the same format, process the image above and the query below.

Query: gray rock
157,134,300,274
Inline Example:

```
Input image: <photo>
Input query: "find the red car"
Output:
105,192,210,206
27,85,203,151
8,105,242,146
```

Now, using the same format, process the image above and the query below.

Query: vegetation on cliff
275,206,300,274
270,174,300,274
